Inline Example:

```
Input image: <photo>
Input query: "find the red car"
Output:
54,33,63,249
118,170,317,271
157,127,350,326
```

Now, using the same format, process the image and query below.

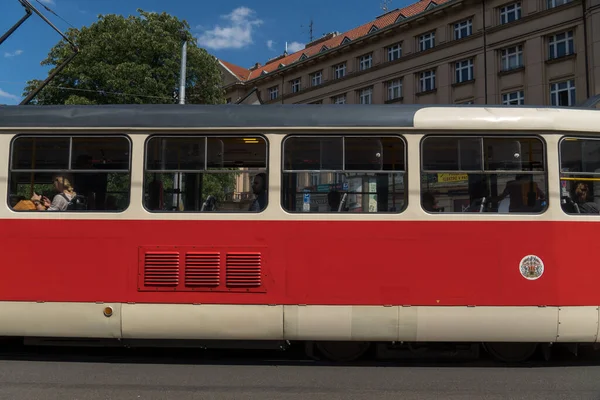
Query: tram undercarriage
9,337,596,364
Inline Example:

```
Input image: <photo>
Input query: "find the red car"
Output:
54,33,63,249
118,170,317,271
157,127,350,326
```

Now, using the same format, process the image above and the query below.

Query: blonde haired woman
31,175,77,211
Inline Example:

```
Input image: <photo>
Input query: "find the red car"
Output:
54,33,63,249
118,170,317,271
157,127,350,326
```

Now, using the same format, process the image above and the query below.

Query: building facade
219,0,600,107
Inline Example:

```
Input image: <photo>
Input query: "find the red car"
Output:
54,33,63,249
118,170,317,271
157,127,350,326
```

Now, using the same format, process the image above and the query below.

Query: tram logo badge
519,255,544,280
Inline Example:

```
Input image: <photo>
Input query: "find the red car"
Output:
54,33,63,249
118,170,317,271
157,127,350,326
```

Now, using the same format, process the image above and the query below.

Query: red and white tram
1,103,599,363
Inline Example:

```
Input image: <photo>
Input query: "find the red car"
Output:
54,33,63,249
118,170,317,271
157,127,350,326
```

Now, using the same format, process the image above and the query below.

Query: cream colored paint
0,302,122,338
121,304,284,340
556,307,600,343
0,302,598,343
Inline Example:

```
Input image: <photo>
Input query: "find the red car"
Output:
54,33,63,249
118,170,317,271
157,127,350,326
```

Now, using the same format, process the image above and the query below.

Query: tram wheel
315,341,371,362
484,342,538,363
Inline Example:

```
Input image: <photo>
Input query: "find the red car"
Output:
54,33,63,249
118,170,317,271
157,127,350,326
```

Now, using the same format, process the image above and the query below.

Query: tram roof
0,103,597,130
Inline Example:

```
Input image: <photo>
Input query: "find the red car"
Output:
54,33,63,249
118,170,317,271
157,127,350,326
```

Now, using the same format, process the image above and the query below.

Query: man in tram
249,173,267,212
497,174,546,213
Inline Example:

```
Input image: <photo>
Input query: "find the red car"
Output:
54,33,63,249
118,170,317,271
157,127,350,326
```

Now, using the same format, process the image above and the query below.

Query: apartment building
218,0,600,107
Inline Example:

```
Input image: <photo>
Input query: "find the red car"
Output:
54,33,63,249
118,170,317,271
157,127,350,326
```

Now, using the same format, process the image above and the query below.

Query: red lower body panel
0,219,594,306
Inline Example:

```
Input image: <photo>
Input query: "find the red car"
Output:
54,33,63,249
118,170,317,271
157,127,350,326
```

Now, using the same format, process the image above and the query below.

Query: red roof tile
220,60,252,80
221,0,450,83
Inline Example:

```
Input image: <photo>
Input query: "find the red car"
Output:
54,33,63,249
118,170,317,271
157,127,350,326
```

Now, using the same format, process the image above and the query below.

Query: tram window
281,135,406,213
559,137,600,214
143,136,268,212
420,136,547,213
8,135,131,212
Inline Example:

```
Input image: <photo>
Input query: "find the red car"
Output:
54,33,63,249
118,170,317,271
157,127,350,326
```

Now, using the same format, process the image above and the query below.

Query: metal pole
178,40,187,105
0,7,32,47
173,39,187,209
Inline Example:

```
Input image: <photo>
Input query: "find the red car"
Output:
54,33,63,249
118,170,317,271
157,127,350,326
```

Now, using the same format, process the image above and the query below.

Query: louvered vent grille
226,252,262,287
185,252,220,287
144,252,179,286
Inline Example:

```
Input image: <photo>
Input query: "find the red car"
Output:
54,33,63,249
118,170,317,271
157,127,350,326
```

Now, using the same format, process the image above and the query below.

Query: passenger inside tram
495,174,546,213
249,172,267,212
9,136,131,212
562,182,600,214
30,175,80,211
421,192,440,212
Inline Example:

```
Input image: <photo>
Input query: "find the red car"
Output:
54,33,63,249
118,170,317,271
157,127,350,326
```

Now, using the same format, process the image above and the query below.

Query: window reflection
282,135,406,213
420,136,547,213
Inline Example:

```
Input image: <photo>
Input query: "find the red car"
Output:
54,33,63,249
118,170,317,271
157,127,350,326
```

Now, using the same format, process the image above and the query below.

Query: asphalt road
0,347,599,400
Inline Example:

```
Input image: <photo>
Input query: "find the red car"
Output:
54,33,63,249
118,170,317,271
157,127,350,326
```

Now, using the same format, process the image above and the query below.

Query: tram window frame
8,134,132,212
420,134,548,214
558,136,600,215
281,134,407,214
143,134,269,213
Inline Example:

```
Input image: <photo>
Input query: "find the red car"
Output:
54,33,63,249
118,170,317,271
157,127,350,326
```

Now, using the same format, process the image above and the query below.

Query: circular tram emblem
519,255,544,280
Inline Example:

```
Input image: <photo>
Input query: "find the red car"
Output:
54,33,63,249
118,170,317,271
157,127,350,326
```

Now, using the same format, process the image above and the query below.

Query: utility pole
178,32,187,105
173,30,187,210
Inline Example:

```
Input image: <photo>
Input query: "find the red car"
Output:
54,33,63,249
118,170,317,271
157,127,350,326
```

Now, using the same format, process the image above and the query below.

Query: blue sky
0,0,408,105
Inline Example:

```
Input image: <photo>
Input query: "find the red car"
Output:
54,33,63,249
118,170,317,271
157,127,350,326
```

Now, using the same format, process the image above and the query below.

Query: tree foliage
23,9,225,105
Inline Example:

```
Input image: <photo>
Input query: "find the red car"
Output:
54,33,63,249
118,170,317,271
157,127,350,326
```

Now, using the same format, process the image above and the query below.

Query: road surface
0,347,598,399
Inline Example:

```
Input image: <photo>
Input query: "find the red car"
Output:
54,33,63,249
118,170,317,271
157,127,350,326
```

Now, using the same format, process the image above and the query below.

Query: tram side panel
0,218,576,306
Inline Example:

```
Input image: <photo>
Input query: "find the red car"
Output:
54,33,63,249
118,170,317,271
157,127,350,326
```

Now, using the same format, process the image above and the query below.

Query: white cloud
267,40,275,50
287,41,304,53
0,89,19,102
196,7,262,50
4,50,23,58
38,0,55,5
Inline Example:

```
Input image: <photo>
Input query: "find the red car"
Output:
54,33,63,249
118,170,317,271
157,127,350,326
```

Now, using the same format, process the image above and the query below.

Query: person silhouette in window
249,173,267,212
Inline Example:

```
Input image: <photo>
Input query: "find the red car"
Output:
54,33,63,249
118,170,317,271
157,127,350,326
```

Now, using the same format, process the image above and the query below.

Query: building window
333,94,346,104
421,136,547,213
358,87,372,104
387,44,402,61
8,135,131,212
310,71,322,86
144,136,268,212
455,59,474,83
358,53,373,71
548,31,574,59
550,79,576,106
333,63,346,79
419,32,435,51
454,19,473,40
548,0,571,8
500,3,521,24
387,79,402,100
268,86,278,100
559,136,600,215
290,78,301,93
281,136,407,213
502,90,524,105
500,45,523,71
419,70,436,92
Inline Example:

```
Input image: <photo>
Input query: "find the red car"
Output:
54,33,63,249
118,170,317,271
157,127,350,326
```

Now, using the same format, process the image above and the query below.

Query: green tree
21,10,236,208
23,9,224,105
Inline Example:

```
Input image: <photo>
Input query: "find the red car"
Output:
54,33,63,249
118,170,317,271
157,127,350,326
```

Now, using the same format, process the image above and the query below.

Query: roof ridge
220,0,451,81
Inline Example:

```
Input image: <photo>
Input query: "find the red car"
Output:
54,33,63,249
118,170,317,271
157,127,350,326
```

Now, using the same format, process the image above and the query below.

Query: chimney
249,62,262,70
